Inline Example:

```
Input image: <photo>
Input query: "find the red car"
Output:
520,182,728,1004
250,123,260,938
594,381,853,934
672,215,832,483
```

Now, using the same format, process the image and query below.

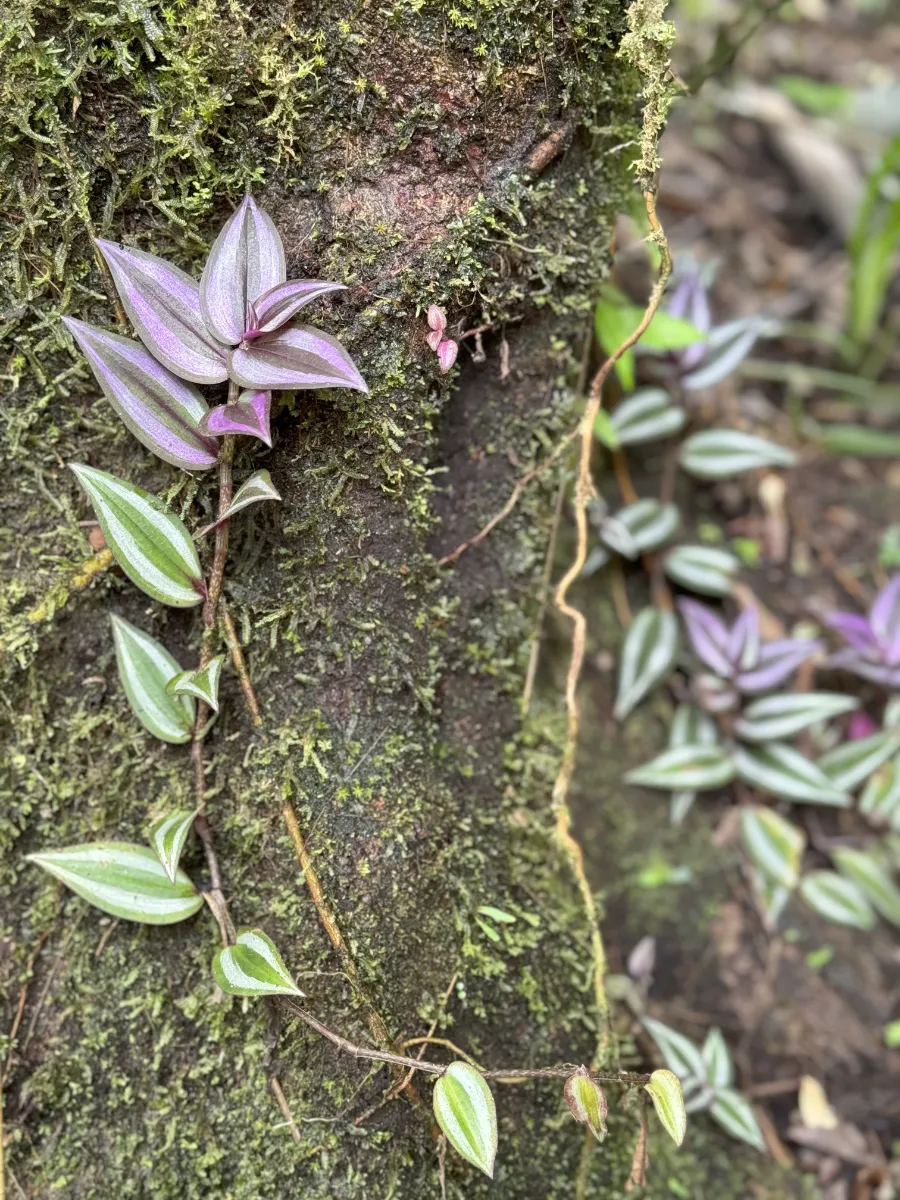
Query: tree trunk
1,2,798,1196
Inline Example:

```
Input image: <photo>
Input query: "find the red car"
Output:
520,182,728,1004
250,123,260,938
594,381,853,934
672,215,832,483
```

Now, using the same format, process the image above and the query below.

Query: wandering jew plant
589,263,900,1150
25,199,688,1185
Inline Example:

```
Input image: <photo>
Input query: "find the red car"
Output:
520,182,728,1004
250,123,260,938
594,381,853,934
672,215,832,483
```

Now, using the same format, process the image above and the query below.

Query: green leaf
831,846,900,925
200,468,282,535
563,1066,608,1142
609,389,686,446
818,730,900,792
593,408,620,450
822,426,900,459
800,871,876,930
679,430,796,480
615,606,679,720
732,742,850,806
149,809,197,883
71,463,203,607
626,744,736,792
111,615,194,743
701,1028,733,1089
167,655,224,712
664,544,739,597
709,1089,766,1152
860,759,900,826
594,294,638,389
213,928,304,997
645,1069,687,1148
741,806,805,889
668,706,719,826
26,842,203,924
615,499,680,554
642,1017,707,1083
433,1062,498,1178
734,693,859,743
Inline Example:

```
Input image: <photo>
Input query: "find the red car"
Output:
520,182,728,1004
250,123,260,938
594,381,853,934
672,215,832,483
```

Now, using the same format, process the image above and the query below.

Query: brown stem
279,999,650,1084
220,602,263,726
202,434,234,647
282,803,391,1048
551,190,673,1065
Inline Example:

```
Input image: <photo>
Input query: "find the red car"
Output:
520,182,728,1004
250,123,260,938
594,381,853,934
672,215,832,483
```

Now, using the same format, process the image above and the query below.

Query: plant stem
279,998,650,1085
220,601,262,726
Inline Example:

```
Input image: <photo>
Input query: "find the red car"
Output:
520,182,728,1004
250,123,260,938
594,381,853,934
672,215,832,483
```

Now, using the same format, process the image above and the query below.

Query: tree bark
0,2,798,1197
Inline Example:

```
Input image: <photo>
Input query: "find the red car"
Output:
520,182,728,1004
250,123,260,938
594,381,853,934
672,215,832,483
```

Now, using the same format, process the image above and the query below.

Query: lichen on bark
1,1,802,1196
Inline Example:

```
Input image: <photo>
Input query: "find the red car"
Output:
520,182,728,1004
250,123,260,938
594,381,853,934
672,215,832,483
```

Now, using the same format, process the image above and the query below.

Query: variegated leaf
734,693,859,743
615,607,679,720
71,464,204,607
818,730,900,792
62,318,218,471
200,196,286,346
668,705,719,826
26,842,203,924
701,1028,733,1089
741,806,805,889
563,1067,608,1142
733,742,850,806
664,544,739,597
800,871,876,929
149,809,198,883
615,499,680,553
645,1069,687,1147
433,1062,498,1178
111,615,194,743
642,1017,708,1082
213,928,304,997
201,469,282,534
609,389,686,446
831,846,900,925
626,744,736,792
680,429,796,479
167,655,224,712
709,1089,766,1151
860,758,900,826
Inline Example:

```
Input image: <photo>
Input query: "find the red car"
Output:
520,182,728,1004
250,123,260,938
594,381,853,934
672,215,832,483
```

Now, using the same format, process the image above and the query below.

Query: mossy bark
1,2,802,1196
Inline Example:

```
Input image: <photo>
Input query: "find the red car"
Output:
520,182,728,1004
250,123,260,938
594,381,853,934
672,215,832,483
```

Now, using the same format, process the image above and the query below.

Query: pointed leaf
609,389,686,446
213,928,304,997
735,637,822,693
229,325,368,393
598,513,639,559
27,842,203,924
701,1029,733,1089
563,1067,608,1142
818,730,900,792
615,607,679,719
642,1017,708,1082
670,792,698,824
95,240,228,384
682,316,776,391
709,1089,766,1151
615,499,680,553
668,706,719,826
249,279,346,334
626,744,736,791
831,846,900,925
752,869,792,926
200,196,286,345
665,544,739,597
741,806,806,889
111,615,194,742
433,1062,498,1178
201,469,282,535
677,597,732,676
860,758,900,825
800,871,876,929
167,655,224,712
680,429,796,479
62,319,218,471
149,809,198,883
202,390,272,446
71,464,204,607
645,1069,687,1147
735,693,859,743
733,742,850,806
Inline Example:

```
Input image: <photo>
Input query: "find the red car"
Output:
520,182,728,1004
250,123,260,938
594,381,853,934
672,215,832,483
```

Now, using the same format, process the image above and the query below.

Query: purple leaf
725,606,760,671
200,196,286,346
63,318,218,471
869,575,900,645
95,240,228,385
826,612,880,658
437,339,459,373
249,280,346,336
736,639,822,693
677,598,732,677
426,329,444,352
229,325,368,393
667,274,710,371
201,391,272,446
827,648,900,687
682,316,774,391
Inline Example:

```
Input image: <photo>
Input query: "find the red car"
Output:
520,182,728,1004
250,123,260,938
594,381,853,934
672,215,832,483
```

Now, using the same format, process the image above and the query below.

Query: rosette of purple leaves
827,575,900,687
679,599,822,700
66,196,366,469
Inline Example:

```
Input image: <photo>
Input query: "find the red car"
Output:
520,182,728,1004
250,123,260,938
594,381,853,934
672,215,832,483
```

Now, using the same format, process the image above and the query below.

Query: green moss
1,0,802,1196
